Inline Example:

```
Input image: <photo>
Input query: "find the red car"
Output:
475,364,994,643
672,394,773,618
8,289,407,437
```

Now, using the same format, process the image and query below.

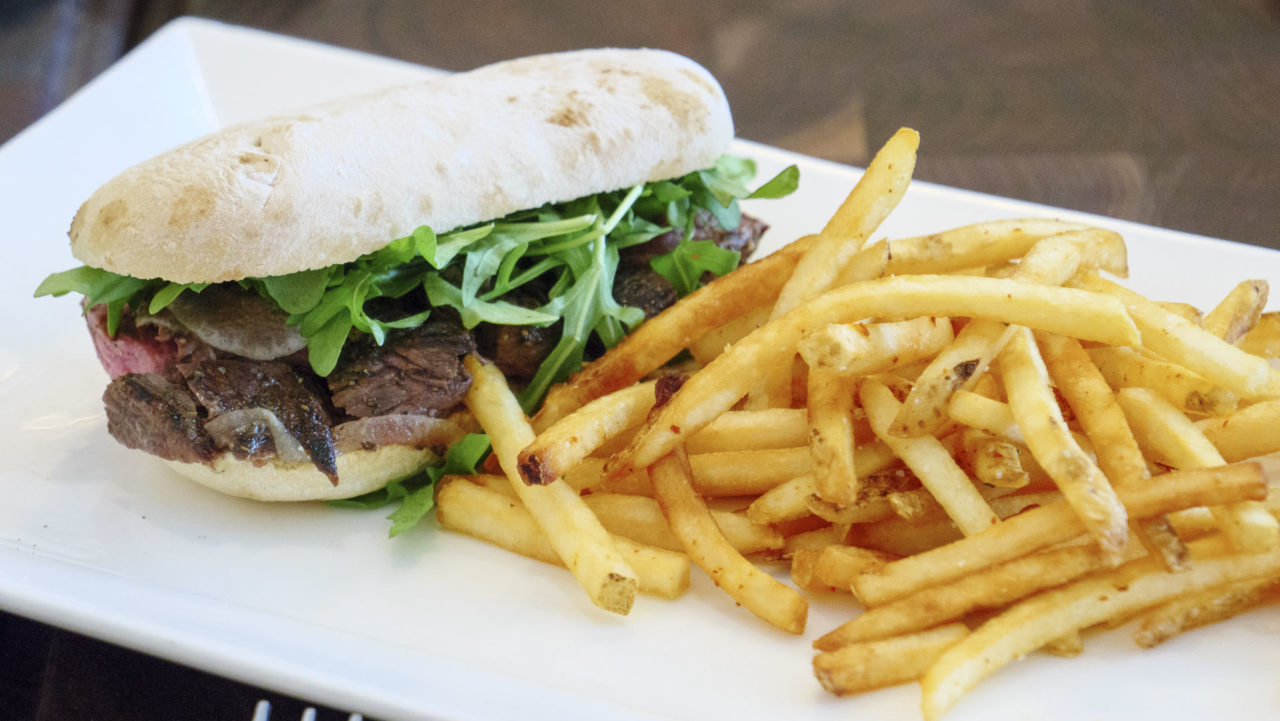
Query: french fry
1117,387,1279,552
687,303,770,365
1196,398,1280,462
1010,228,1129,282
1238,311,1280,358
614,274,1141,478
920,543,1280,721
799,316,954,377
676,408,811,454
861,380,998,536
843,491,1062,560
947,390,1024,442
1087,345,1239,416
849,463,1267,606
582,493,783,555
435,476,689,599
891,320,1014,438
884,218,1092,276
1132,574,1280,649
771,127,918,317
817,540,1139,650
650,448,808,633
1157,301,1205,325
805,367,860,506
1037,331,1190,571
464,356,638,615
814,624,969,696
748,474,819,525
1076,273,1280,400
1203,279,1268,344
952,428,1029,489
518,380,657,485
1000,327,1128,557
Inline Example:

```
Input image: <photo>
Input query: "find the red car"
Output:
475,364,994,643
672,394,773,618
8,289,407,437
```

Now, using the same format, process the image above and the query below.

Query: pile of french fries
434,128,1280,719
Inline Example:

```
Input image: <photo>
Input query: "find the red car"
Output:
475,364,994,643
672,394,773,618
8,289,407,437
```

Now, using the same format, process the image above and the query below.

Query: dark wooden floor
3,1,1280,719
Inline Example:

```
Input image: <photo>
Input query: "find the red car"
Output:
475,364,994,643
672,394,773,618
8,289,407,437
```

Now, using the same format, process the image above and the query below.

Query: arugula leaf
262,268,332,314
749,164,800,199
650,240,742,296
328,433,491,537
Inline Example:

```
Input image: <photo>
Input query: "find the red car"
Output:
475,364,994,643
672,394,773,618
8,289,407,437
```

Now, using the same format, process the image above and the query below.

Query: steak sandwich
36,48,793,503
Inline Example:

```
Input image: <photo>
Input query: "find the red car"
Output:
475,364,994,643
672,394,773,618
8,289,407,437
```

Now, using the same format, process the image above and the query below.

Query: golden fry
464,356,638,615
435,476,689,599
814,624,969,696
650,449,808,633
1000,327,1128,557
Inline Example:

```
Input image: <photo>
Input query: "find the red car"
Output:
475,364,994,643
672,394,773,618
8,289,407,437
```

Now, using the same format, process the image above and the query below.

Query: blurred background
1,1,1278,719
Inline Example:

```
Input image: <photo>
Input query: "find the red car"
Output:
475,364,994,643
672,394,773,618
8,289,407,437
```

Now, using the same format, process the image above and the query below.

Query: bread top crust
69,48,733,283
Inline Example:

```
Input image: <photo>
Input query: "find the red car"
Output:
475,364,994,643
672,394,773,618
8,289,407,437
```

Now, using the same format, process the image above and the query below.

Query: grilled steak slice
328,315,475,419
613,267,680,320
185,359,339,483
103,373,218,464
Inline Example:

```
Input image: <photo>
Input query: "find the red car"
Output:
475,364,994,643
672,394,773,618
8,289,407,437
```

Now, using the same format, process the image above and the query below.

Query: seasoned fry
1010,227,1129,282
953,428,1029,489
518,380,656,485
772,127,917,317
814,624,969,696
650,448,808,633
947,390,1024,442
817,540,1138,650
862,380,998,535
1203,279,1268,344
799,317,954,377
1087,345,1239,415
682,408,810,454
849,463,1266,606
748,474,819,525
435,476,689,599
920,544,1280,721
1196,398,1280,462
891,320,1014,438
1117,387,1279,552
1037,331,1189,570
805,367,860,506
687,304,770,365
1000,327,1128,557
1132,574,1280,648
582,493,783,555
464,356,638,615
1076,273,1280,399
1239,312,1280,358
614,275,1140,476
884,218,1092,276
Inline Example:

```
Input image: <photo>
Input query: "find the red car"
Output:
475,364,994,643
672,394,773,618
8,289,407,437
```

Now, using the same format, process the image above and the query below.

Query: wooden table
3,1,1279,719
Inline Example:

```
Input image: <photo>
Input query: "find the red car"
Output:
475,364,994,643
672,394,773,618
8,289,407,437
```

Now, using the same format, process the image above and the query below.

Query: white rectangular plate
2,17,1278,721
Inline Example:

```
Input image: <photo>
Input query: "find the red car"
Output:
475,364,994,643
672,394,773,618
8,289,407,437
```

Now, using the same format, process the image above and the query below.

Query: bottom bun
163,445,440,502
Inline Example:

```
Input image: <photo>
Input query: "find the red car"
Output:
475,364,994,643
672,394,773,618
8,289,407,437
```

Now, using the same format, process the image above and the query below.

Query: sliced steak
185,359,339,483
87,304,217,381
103,373,217,464
613,267,679,320
328,316,475,418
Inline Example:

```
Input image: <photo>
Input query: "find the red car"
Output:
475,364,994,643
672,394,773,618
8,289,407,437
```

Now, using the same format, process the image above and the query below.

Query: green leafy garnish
649,240,742,296
327,433,491,537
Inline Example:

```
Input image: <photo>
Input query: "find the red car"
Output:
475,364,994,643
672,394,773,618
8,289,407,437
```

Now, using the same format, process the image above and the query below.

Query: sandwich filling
39,156,796,491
